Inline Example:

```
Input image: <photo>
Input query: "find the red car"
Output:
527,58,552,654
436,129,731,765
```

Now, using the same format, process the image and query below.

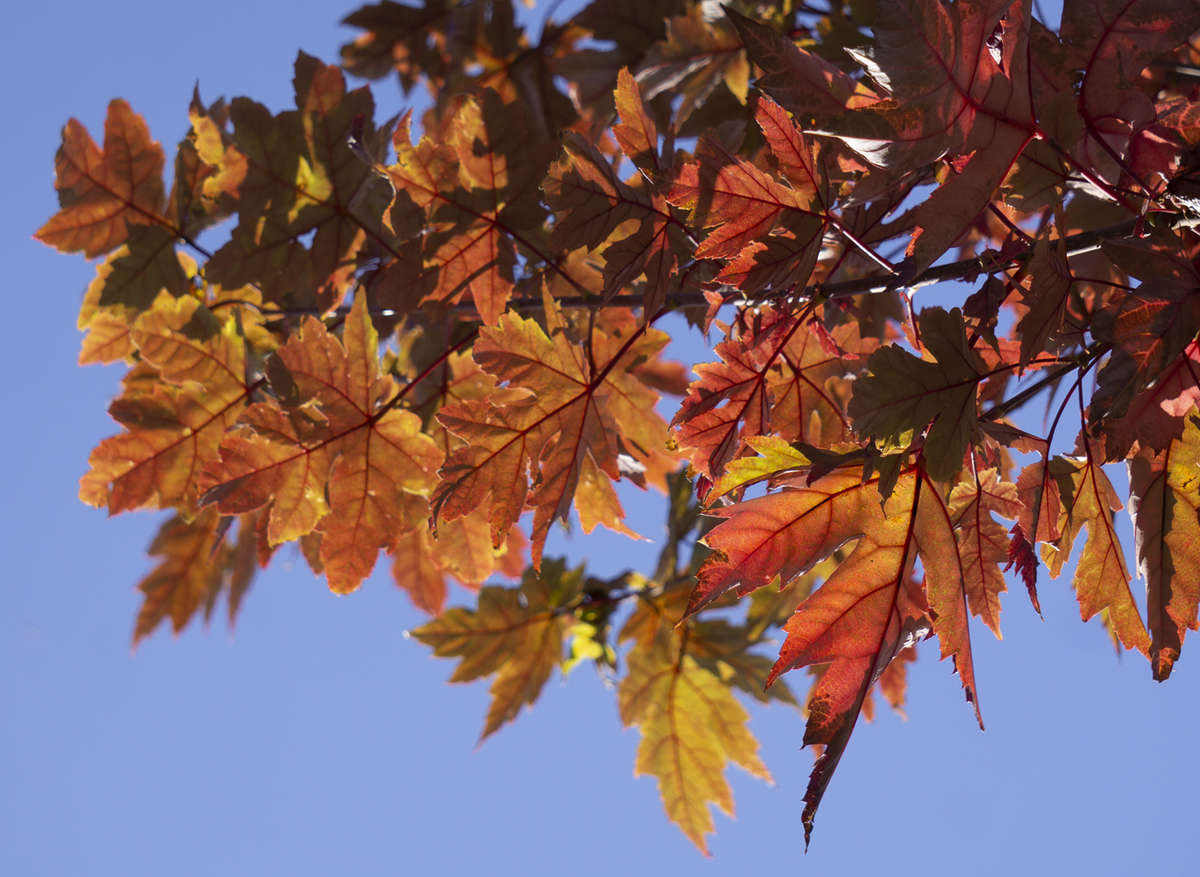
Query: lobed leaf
80,296,250,514
1041,443,1149,654
849,308,987,484
411,560,580,740
1128,415,1200,679
204,294,441,593
696,455,987,842
36,99,166,257
619,636,770,854
434,295,680,566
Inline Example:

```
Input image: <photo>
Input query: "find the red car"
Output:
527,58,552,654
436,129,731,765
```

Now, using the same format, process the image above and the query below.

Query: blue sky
4,2,1198,874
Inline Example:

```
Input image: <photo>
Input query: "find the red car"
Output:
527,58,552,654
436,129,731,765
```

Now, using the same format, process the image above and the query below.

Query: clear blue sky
4,2,1197,874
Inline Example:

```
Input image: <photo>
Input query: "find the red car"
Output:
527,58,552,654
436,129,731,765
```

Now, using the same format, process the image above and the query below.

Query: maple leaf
205,53,386,310
36,98,167,258
665,97,826,283
807,0,1037,273
618,634,771,855
543,131,681,312
948,468,1023,636
204,294,441,593
849,307,988,485
80,295,250,514
673,307,864,479
42,0,1200,855
385,90,553,325
543,76,687,315
433,293,679,566
411,559,581,740
1041,443,1150,654
1128,416,1200,679
694,453,983,844
132,509,260,646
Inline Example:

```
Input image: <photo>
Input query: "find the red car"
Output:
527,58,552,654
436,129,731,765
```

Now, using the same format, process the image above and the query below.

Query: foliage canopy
37,0,1200,854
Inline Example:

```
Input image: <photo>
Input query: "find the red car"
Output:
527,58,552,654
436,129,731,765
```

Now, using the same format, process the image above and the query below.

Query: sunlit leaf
1042,443,1149,655
1128,415,1200,679
36,99,166,257
619,635,770,854
411,559,580,739
849,308,986,484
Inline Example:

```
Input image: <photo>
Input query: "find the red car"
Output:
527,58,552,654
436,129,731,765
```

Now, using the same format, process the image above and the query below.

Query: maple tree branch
514,213,1200,314
811,212,1200,301
228,213,1200,326
556,577,688,618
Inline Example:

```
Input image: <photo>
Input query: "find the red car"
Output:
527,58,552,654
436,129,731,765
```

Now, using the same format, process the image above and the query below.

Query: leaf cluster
38,0,1200,854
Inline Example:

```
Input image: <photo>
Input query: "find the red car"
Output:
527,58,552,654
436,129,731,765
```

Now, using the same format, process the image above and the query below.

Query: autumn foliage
37,0,1200,854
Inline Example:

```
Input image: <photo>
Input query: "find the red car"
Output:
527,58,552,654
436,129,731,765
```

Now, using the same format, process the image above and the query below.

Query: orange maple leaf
433,293,680,565
204,294,442,593
1041,441,1149,655
36,99,166,258
949,467,1022,637
80,295,250,514
674,307,863,479
619,634,771,855
410,560,579,740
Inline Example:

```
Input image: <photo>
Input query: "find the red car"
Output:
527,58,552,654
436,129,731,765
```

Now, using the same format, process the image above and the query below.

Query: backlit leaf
1042,443,1149,654
849,308,986,484
948,468,1022,637
695,457,982,843
80,295,249,514
1128,415,1200,679
132,509,261,646
411,559,580,740
619,635,770,854
204,294,441,593
42,0,1200,853
674,308,863,479
434,294,680,565
36,99,166,257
